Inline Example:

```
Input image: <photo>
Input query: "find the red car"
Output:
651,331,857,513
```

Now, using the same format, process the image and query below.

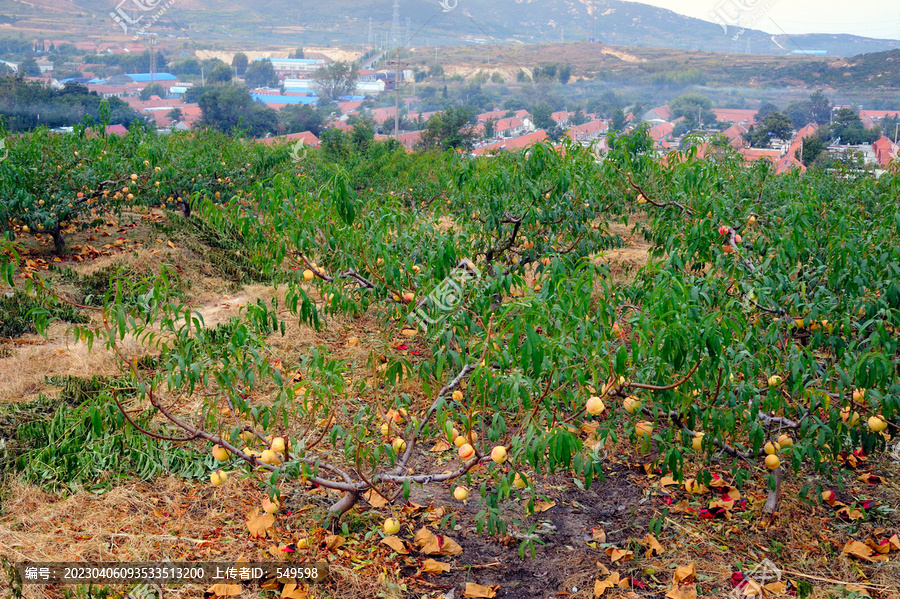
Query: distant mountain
1,0,898,57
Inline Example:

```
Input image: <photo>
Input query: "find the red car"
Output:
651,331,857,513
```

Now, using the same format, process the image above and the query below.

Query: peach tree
6,130,897,535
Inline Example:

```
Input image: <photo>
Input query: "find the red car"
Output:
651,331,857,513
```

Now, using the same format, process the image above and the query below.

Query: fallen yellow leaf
764,581,787,595
421,559,450,575
324,535,345,551
246,508,275,538
604,547,634,563
642,533,665,556
842,540,885,561
665,584,697,599
281,582,309,599
206,583,241,597
414,527,463,556
672,562,696,585
381,536,409,554
363,489,389,508
463,582,497,598
593,572,627,597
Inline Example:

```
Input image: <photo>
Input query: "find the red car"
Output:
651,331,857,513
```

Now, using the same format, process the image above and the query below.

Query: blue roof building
125,73,178,82
251,94,318,106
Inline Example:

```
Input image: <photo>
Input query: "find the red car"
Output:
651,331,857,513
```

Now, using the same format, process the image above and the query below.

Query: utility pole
149,33,157,83
394,44,401,140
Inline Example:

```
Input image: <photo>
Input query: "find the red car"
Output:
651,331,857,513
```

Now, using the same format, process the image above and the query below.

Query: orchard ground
1,209,898,599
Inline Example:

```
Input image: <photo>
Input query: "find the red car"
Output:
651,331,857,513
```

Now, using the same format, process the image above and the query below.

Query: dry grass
0,323,135,404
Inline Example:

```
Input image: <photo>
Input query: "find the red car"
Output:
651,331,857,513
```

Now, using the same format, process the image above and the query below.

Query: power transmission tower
406,17,411,45
367,18,373,47
390,46,414,141
390,0,401,48
149,33,157,82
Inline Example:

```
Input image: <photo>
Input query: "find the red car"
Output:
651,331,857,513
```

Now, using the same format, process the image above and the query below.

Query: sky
631,0,900,39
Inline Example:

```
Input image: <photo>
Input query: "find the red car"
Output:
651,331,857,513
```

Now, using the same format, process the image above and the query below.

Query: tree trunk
760,467,782,527
50,224,65,254
180,195,192,218
325,491,358,524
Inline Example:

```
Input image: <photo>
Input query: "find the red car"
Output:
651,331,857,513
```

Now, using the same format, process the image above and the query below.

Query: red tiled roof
374,131,422,148
872,136,899,167
551,111,569,123
739,148,781,162
477,110,507,122
712,109,757,124
337,100,363,114
796,123,818,139
259,131,320,147
87,84,128,95
472,131,548,155
860,110,900,120
775,152,806,175
408,111,438,122
370,106,398,124
649,122,674,140
565,119,607,141
648,105,672,120
495,117,524,133
722,123,749,140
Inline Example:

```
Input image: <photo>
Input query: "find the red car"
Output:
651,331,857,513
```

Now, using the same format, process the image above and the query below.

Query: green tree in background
531,101,553,129
197,85,277,137
669,94,716,128
207,63,234,84
139,83,167,101
313,61,359,102
419,107,476,150
19,57,40,77
611,108,626,131
232,52,249,76
244,59,279,88
278,103,324,136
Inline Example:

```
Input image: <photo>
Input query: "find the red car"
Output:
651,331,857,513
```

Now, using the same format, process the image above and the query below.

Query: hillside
0,0,898,56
